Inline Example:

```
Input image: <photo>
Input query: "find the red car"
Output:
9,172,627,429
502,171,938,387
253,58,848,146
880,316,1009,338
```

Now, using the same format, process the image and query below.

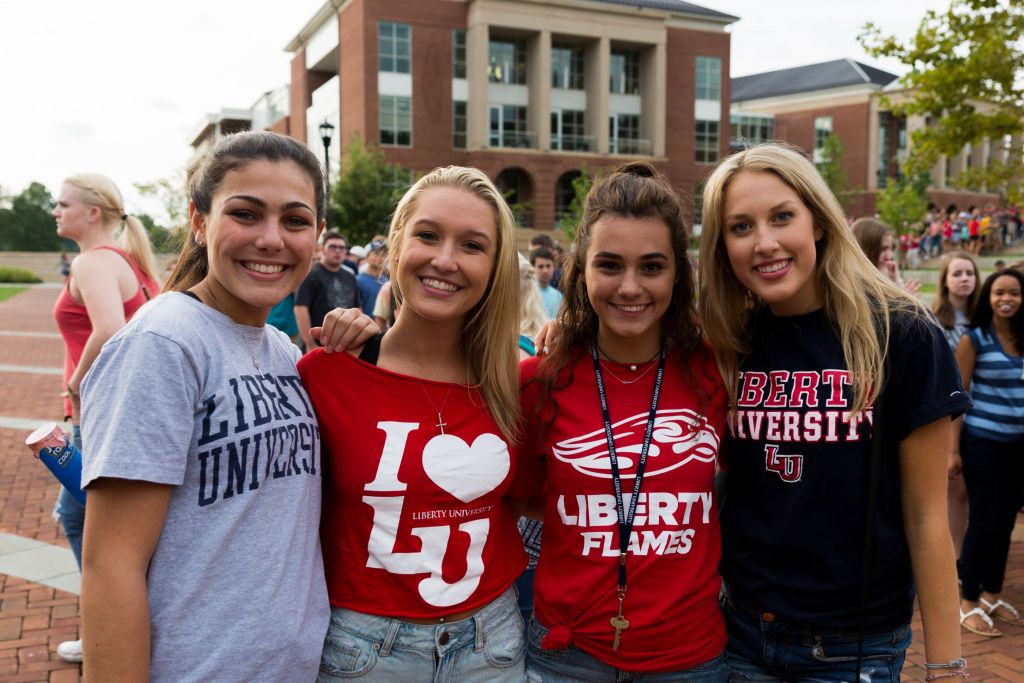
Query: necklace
598,345,661,372
418,383,455,435
598,358,660,385
202,283,266,374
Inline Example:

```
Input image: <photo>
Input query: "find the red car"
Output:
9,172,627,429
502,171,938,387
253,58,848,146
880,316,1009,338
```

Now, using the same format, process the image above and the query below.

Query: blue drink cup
25,423,86,506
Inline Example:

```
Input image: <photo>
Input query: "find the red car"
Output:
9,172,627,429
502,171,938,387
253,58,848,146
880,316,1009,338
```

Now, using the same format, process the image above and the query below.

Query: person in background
266,291,301,349
853,217,921,296
294,230,360,350
531,246,563,320
952,269,1024,638
79,131,331,682
50,173,161,664
372,280,400,331
356,239,388,317
531,232,562,289
700,143,967,681
59,252,71,282
932,251,981,560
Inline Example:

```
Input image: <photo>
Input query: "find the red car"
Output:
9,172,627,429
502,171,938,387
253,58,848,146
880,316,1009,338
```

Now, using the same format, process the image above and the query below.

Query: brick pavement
1,285,1022,681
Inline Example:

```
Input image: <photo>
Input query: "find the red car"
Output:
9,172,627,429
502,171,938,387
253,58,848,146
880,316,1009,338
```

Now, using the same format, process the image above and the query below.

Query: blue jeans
526,615,728,682
55,425,85,571
318,585,525,681
723,600,910,682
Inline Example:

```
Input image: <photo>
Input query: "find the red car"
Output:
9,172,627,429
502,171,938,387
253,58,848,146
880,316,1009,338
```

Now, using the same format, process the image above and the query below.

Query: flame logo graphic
552,409,719,479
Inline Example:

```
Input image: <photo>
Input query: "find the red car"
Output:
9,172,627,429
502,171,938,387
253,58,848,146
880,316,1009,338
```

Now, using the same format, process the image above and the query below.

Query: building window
609,113,640,154
551,109,587,151
379,22,411,74
452,30,466,79
489,39,526,85
610,50,640,95
384,167,415,195
814,116,833,158
695,120,720,164
490,105,529,148
380,95,412,147
551,45,584,89
452,101,467,149
730,114,773,147
695,56,721,101
877,113,890,188
555,171,582,223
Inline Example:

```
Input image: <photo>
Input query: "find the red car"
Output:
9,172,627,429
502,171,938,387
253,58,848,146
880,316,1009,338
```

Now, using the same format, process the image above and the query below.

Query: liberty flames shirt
298,349,529,619
519,346,727,671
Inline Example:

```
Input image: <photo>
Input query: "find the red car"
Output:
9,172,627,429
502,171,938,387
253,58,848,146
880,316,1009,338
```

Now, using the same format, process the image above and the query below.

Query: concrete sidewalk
1,285,1022,681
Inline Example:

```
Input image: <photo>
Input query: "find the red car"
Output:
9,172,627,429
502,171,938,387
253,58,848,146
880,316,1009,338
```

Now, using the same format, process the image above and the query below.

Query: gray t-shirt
81,292,328,683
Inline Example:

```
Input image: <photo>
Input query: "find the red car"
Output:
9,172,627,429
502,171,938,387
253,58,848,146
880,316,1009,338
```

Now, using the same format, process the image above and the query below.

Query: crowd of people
905,206,1023,269
47,130,1024,682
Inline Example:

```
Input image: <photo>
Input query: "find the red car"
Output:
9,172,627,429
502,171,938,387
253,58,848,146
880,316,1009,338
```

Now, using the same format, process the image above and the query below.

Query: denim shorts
723,599,911,682
526,615,728,682
318,585,525,681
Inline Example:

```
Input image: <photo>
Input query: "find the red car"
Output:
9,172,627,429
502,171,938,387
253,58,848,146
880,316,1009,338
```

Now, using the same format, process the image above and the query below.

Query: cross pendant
610,613,629,651
435,413,447,435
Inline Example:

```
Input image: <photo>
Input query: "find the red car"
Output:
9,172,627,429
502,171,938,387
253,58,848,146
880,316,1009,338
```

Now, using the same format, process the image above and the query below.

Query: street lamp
318,120,335,224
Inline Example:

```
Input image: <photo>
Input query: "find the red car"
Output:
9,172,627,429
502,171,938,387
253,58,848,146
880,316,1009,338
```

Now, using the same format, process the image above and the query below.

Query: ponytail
163,230,208,293
63,173,161,284
118,214,160,283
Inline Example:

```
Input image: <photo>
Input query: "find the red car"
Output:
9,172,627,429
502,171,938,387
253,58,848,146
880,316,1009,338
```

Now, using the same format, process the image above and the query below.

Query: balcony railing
609,137,652,156
551,134,596,152
489,131,537,149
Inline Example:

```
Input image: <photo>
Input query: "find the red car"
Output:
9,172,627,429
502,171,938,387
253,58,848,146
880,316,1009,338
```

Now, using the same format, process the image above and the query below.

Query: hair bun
616,161,656,178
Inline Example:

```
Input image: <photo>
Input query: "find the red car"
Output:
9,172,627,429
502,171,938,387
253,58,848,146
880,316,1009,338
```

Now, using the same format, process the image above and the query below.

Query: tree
860,0,1024,203
876,173,931,233
0,182,72,251
137,213,184,254
134,171,189,230
816,134,851,209
331,134,407,246
557,168,594,243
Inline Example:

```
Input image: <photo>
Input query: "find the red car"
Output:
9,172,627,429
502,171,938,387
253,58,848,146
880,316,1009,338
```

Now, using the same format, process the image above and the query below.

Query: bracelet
925,657,968,680
926,659,967,670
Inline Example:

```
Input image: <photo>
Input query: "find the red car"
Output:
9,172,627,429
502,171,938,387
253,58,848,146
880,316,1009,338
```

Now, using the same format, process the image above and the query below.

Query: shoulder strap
94,246,153,301
358,333,384,366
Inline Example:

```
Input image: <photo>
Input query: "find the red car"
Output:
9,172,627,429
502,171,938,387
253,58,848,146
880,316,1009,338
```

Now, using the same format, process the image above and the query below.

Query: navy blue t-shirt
720,306,970,630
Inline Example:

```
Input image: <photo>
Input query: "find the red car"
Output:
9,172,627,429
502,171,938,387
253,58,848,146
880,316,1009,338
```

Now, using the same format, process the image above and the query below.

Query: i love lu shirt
298,349,529,619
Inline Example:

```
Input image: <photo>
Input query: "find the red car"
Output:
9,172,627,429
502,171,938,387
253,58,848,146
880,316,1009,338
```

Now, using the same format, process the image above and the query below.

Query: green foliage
556,168,594,243
876,175,930,233
0,267,42,283
136,213,184,254
0,286,28,302
0,182,74,252
860,0,1024,203
330,134,407,246
134,171,189,229
816,134,851,209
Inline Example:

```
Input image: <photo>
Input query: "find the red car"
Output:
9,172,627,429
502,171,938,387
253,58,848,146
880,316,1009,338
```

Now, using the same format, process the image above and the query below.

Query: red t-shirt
519,346,727,672
297,349,528,619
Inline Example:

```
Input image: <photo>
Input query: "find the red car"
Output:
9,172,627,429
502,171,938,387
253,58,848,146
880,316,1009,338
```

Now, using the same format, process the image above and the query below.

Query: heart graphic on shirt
422,433,510,503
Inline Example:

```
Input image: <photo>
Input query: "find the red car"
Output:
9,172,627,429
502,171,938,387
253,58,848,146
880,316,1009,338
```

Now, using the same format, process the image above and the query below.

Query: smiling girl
297,167,530,681
521,162,728,681
953,269,1024,638
699,143,969,681
79,132,330,682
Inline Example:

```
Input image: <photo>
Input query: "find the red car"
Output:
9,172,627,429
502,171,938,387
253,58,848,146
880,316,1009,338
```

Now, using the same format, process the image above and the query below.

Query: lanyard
590,341,666,590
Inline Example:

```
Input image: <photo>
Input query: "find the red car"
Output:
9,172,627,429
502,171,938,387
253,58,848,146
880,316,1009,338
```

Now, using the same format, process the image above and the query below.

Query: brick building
278,0,737,233
730,58,1006,217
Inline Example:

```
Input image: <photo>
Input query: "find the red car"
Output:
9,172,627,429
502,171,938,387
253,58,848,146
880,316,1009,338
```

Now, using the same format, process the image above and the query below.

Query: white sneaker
56,639,83,663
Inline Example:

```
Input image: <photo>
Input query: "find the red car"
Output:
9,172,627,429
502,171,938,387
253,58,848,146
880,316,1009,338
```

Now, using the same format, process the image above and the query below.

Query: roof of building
589,0,738,21
731,58,899,102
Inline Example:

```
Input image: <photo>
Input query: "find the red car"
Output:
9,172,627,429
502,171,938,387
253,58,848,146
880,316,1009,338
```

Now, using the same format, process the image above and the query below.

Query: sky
0,0,948,221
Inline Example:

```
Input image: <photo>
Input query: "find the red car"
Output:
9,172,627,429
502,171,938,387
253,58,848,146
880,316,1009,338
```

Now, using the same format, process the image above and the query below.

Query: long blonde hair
387,166,521,442
64,173,159,282
518,253,547,340
698,143,924,414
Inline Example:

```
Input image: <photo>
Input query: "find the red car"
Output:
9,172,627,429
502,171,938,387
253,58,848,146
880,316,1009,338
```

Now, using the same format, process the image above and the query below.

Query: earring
194,234,204,246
